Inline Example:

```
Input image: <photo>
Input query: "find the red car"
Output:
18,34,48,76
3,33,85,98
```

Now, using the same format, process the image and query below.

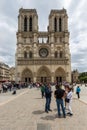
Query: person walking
44,83,52,113
76,86,81,99
12,83,17,95
54,84,66,118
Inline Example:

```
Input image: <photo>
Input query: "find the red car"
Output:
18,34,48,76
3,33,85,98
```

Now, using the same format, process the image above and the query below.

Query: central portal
41,77,47,82
37,66,51,83
56,77,62,83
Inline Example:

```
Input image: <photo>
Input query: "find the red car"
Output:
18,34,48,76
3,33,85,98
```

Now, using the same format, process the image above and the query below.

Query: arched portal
21,68,33,83
55,67,66,83
37,66,51,83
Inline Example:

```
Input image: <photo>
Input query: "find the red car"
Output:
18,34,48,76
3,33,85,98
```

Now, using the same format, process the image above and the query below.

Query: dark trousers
41,91,44,98
45,97,51,111
77,92,80,98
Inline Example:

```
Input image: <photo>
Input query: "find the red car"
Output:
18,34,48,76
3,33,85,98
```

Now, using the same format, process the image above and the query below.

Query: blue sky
0,0,87,72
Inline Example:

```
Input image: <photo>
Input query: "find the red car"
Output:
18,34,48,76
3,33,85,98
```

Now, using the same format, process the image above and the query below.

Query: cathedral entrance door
37,66,51,83
56,77,62,83
29,78,31,82
55,67,66,83
25,77,27,82
41,77,47,83
21,68,33,83
25,77,31,83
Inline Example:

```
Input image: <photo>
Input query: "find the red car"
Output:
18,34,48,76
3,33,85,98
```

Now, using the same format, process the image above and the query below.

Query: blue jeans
45,97,51,111
56,98,66,116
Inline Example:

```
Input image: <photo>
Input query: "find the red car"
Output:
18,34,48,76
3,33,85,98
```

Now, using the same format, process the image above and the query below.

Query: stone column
27,16,29,31
57,17,59,32
21,15,24,32
33,72,36,82
50,33,54,43
51,76,54,82
65,15,68,31
34,15,38,31
51,72,55,82
18,15,22,32
52,16,54,31
65,63,71,83
34,33,37,43
62,17,64,32
51,43,54,57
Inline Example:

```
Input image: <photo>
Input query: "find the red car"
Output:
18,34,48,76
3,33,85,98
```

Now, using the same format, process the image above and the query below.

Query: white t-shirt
67,91,73,100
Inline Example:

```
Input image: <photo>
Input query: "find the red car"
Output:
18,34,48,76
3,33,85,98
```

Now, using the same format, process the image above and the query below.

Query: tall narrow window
59,18,62,32
54,17,57,32
60,51,63,58
29,17,32,32
24,51,27,58
29,51,32,58
55,51,58,58
24,17,27,31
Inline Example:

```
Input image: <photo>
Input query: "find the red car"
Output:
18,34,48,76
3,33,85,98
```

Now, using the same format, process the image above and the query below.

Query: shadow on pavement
41,115,55,121
53,108,57,112
32,110,45,114
34,98,42,99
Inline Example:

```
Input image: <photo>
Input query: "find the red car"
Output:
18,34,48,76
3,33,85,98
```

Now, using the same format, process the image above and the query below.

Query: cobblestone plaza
0,85,87,130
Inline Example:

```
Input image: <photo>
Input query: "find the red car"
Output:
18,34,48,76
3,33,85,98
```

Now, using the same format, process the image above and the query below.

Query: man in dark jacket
54,84,66,118
44,83,52,113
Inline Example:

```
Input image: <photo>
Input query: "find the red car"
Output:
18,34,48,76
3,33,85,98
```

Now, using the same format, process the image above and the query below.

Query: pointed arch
37,66,51,83
21,68,33,82
55,67,66,83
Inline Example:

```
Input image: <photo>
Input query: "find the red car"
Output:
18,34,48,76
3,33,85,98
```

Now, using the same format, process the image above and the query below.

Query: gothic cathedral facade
15,8,71,83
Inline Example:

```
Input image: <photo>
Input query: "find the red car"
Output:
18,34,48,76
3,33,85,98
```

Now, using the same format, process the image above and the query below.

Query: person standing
44,83,52,113
54,84,66,118
40,83,45,98
76,86,81,99
65,86,73,116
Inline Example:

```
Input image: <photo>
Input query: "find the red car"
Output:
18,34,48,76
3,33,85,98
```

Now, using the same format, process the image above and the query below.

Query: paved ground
0,85,87,130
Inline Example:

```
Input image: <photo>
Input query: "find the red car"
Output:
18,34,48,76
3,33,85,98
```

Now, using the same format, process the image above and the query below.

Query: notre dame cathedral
15,8,71,83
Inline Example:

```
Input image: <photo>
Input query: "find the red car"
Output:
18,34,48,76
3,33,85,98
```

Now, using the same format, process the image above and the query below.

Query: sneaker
67,112,70,115
45,110,49,113
69,113,73,116
48,109,52,112
63,115,66,118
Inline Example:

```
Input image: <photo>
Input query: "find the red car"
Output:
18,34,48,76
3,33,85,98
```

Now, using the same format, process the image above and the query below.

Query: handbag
65,98,70,103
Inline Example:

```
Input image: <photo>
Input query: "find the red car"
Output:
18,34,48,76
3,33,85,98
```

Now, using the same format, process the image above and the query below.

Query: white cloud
0,0,87,72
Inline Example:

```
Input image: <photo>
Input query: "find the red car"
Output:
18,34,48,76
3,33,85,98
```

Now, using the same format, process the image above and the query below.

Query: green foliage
79,72,87,83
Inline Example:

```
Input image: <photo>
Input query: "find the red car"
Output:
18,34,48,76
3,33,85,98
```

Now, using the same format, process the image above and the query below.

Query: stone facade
0,62,10,81
71,69,79,83
15,8,71,83
9,67,15,81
